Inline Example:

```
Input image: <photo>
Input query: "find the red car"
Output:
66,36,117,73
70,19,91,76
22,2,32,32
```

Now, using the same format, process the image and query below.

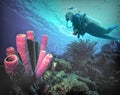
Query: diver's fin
107,25,118,33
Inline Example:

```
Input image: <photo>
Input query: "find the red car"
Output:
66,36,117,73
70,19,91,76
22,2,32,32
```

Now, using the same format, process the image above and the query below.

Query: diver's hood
65,12,73,21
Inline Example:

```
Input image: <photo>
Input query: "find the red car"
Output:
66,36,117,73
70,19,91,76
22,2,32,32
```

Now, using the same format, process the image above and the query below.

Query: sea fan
63,39,97,64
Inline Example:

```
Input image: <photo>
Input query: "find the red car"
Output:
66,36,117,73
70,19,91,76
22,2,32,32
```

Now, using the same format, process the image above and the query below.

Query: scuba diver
65,12,119,41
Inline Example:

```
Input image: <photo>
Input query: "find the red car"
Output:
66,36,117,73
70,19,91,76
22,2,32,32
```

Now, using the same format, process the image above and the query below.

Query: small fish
68,7,74,10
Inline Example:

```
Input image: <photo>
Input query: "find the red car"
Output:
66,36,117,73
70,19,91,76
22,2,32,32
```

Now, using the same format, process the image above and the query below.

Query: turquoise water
0,0,120,57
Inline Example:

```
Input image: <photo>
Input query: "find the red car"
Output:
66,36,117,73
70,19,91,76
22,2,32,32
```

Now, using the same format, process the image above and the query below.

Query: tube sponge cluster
4,31,53,80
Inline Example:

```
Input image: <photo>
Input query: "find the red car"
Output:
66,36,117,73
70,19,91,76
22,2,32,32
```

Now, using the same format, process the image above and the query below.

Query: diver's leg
86,23,119,40
86,23,110,34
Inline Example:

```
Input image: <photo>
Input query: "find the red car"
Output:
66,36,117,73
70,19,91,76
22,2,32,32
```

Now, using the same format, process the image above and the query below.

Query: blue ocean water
0,0,120,60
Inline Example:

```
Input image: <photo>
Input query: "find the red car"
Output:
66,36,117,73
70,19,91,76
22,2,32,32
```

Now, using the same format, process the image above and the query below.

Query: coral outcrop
3,32,120,95
40,57,98,95
42,69,98,95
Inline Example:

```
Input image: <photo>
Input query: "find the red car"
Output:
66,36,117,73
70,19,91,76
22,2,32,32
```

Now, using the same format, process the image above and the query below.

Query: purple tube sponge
35,50,46,75
6,47,15,56
16,34,33,76
4,54,18,74
26,31,36,70
40,35,48,51
35,54,53,79
26,31,34,41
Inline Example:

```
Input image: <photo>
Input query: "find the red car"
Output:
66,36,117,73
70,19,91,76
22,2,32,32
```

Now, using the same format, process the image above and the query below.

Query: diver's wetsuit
71,13,119,41
72,13,87,38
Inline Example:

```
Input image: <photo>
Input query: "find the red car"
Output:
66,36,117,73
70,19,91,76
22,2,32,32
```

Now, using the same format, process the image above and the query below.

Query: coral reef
2,35,99,95
2,33,120,95
62,39,120,95
40,57,98,95
63,39,97,63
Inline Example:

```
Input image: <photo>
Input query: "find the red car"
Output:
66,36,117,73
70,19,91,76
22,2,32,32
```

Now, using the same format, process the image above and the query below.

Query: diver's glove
73,29,79,35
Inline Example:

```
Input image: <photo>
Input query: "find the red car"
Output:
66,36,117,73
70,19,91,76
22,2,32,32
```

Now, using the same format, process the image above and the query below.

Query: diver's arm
72,28,80,38
73,28,85,38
